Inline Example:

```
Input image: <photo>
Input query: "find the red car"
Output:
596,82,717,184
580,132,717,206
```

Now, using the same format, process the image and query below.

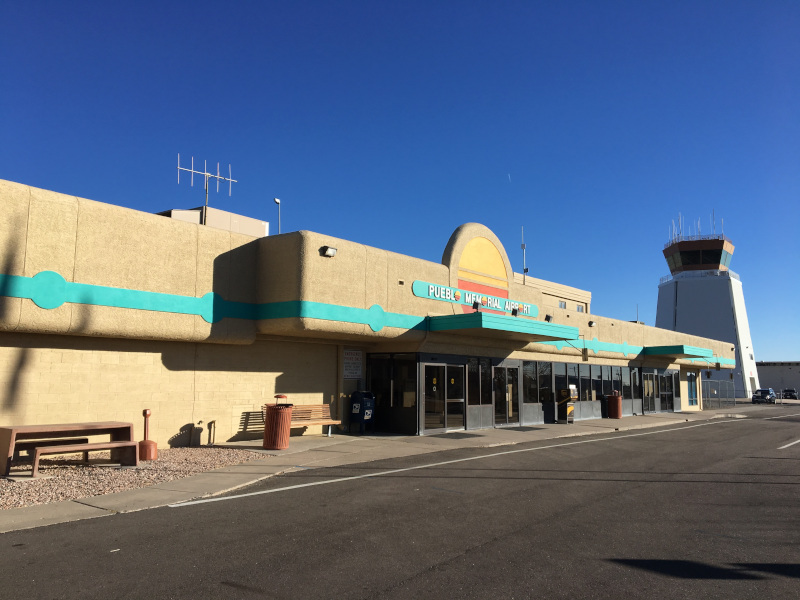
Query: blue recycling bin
349,391,375,434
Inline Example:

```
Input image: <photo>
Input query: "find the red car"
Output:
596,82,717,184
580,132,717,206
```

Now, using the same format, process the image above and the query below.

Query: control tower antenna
177,154,237,225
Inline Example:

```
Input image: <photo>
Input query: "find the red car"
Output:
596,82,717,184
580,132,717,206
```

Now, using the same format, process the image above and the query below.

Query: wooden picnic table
0,421,135,477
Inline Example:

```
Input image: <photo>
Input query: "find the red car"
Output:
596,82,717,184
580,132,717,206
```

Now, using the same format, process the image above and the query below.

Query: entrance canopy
642,345,714,359
427,312,579,344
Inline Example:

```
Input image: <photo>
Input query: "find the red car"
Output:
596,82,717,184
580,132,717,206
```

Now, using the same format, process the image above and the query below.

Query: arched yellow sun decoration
457,237,508,314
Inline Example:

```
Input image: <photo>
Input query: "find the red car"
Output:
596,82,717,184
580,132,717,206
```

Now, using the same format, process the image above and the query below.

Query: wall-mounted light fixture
472,301,480,312
511,308,519,317
588,320,596,327
320,246,337,257
544,314,553,323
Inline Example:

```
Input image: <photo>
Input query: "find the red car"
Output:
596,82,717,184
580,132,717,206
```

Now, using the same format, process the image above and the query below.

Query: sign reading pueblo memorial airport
412,281,538,316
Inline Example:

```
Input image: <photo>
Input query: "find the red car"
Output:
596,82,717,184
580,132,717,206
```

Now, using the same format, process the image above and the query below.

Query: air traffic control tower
655,232,759,398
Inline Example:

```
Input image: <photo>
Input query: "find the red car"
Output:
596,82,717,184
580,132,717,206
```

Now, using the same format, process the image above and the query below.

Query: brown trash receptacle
263,397,293,450
607,394,623,419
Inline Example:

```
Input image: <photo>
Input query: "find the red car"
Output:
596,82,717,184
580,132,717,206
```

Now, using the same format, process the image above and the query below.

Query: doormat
427,432,484,439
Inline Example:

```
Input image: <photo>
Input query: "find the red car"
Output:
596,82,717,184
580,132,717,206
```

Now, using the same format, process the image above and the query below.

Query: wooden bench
32,441,139,477
263,404,341,437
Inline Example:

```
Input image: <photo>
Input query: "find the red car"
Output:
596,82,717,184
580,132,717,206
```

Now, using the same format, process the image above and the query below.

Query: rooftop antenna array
177,154,237,225
668,211,727,245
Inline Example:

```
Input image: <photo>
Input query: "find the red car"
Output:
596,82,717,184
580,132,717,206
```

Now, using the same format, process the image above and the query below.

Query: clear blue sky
1,1,798,360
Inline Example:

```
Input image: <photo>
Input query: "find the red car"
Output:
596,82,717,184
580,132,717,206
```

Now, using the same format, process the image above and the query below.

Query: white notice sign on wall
343,349,363,379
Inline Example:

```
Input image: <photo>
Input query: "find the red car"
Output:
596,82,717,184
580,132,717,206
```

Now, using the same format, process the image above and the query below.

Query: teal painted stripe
1,271,220,323
0,272,426,331
257,301,426,332
0,271,735,365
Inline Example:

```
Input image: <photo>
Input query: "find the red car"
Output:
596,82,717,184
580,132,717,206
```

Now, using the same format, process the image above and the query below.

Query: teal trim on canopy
428,312,579,341
535,337,644,357
686,356,736,366
257,301,426,332
643,345,714,358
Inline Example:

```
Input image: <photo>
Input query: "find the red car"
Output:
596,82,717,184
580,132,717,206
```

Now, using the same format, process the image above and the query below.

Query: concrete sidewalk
0,403,781,533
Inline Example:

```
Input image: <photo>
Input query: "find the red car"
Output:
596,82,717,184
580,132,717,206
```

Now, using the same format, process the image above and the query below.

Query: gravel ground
0,448,264,510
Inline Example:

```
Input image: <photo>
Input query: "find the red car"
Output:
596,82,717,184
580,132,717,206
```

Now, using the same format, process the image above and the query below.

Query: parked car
783,388,798,400
752,388,777,404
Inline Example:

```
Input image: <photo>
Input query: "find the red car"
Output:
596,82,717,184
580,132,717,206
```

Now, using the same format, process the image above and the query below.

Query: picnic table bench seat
32,440,139,477
13,438,90,461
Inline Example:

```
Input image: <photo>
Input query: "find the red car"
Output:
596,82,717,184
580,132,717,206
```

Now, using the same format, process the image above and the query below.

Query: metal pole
204,175,209,225
203,160,209,225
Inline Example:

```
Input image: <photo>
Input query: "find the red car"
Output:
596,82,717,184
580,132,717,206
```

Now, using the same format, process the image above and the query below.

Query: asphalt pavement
0,401,796,534
3,401,799,600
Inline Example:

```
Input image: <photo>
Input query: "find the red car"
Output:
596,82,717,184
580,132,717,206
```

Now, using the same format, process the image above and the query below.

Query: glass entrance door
660,373,674,411
493,366,519,426
643,373,656,413
424,364,465,432
446,365,465,429
424,365,445,430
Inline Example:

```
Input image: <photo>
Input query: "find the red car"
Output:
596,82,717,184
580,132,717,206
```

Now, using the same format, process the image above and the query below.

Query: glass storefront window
467,358,480,406
612,366,622,395
592,365,602,401
631,367,641,399
567,363,579,396
554,363,567,400
480,358,492,406
538,362,552,403
393,355,417,409
467,357,493,406
579,364,591,402
523,361,538,403
602,365,612,396
622,367,632,399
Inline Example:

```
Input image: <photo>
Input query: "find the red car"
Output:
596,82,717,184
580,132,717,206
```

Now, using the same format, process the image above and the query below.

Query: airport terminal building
0,179,736,446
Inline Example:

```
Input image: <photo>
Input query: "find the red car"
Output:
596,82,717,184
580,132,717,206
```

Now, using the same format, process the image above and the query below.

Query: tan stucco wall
0,332,340,446
0,179,258,344
256,230,451,340
514,273,592,312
